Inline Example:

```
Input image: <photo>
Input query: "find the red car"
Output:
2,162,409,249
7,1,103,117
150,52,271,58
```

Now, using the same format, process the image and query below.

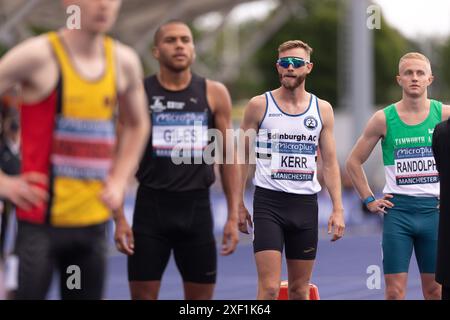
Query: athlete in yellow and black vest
19,32,117,227
0,0,149,299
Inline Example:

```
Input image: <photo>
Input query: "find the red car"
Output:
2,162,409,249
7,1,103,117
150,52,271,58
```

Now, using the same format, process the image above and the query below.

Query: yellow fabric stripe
50,178,110,227
47,32,117,120
47,31,73,78
104,36,116,89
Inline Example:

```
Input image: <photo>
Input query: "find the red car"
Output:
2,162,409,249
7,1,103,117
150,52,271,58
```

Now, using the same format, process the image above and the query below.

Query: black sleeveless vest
136,73,215,191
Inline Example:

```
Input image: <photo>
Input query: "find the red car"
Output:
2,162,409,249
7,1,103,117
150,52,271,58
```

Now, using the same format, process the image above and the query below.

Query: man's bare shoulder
205,79,231,102
314,98,335,130
247,94,267,110
363,109,387,138
205,79,232,115
240,94,267,128
5,34,52,64
206,79,227,92
441,103,450,120
316,97,333,114
114,40,143,95
244,94,267,120
371,109,386,124
114,40,141,71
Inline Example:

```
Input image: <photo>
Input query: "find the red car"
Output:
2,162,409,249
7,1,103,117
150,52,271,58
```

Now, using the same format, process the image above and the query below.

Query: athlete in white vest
238,40,345,300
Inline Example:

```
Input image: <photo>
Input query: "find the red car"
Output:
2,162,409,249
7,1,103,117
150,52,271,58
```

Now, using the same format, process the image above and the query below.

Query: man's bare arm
318,100,345,241
237,95,265,233
442,104,450,121
345,110,393,213
101,44,150,210
208,80,239,255
0,36,50,208
0,36,49,95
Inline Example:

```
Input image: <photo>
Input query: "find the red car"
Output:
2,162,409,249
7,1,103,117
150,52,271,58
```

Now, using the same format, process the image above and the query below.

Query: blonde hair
278,40,313,57
398,52,432,73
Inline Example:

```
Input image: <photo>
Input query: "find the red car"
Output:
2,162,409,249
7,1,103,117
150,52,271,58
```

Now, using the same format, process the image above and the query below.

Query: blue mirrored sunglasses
277,57,310,68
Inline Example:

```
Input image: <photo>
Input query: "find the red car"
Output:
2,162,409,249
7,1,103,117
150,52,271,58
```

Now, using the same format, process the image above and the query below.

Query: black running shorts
253,186,318,260
15,221,107,300
128,185,217,283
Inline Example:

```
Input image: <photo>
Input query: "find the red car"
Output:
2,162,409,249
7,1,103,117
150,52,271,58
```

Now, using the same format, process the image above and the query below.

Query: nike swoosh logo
303,247,316,253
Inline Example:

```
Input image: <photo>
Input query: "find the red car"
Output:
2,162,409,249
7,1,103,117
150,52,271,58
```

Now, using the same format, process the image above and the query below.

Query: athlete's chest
261,113,322,143
388,127,434,149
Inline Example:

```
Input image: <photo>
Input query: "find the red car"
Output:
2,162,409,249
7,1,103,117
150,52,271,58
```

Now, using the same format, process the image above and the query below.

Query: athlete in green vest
346,52,450,300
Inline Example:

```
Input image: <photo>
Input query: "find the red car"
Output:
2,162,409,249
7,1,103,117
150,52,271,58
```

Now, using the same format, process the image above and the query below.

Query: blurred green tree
439,39,450,102
0,44,7,57
373,15,414,105
229,0,415,108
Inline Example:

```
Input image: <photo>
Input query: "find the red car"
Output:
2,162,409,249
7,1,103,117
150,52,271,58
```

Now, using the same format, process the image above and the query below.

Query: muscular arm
0,36,50,208
318,100,345,241
208,81,238,222
345,111,386,200
442,104,450,121
237,95,265,233
345,110,394,213
101,44,150,210
318,101,343,209
0,35,50,96
208,80,239,255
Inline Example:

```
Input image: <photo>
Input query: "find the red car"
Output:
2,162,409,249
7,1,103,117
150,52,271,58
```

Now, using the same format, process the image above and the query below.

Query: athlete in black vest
114,21,239,300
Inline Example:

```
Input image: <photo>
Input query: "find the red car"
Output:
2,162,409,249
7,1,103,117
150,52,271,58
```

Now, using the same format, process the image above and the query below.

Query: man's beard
279,73,306,90
166,62,190,73
161,56,192,73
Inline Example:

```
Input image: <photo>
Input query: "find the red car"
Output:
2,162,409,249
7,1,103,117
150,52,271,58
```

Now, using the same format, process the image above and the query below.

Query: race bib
152,111,208,158
52,117,115,180
270,140,316,181
394,146,439,185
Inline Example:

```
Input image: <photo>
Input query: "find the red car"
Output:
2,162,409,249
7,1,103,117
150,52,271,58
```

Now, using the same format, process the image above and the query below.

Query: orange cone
309,283,320,300
277,280,320,300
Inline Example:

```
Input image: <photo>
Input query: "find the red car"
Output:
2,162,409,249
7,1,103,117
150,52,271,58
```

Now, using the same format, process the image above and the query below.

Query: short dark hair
153,20,190,45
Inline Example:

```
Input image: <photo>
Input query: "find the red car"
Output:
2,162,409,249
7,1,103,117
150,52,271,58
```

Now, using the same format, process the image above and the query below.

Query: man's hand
101,175,127,211
1,172,48,211
114,216,134,255
366,194,394,214
238,203,253,234
221,218,239,256
328,209,345,242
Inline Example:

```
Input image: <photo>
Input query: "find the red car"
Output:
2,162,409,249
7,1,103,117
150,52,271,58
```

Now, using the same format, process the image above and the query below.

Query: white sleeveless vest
254,91,323,194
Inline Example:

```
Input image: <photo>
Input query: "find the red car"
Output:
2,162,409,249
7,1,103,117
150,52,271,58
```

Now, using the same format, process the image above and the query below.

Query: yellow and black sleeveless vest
19,32,117,227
